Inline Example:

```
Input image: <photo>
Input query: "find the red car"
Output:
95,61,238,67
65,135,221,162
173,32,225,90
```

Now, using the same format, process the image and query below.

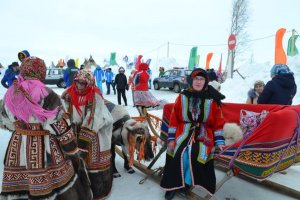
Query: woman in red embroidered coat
61,70,114,200
0,57,92,200
160,68,226,200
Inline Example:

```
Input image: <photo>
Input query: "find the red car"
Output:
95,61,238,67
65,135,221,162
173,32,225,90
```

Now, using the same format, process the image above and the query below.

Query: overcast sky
0,0,299,67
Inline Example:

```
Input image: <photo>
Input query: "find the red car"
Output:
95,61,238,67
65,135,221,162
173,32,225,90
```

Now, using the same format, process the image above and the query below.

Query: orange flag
59,58,64,67
218,54,222,75
206,52,213,69
275,28,287,65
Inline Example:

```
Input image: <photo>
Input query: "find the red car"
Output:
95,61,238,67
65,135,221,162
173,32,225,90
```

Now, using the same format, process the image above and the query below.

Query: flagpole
291,29,295,56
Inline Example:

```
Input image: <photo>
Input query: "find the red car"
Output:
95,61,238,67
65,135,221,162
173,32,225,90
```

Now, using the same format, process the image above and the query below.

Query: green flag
287,35,299,56
195,55,200,67
188,47,197,70
110,52,116,65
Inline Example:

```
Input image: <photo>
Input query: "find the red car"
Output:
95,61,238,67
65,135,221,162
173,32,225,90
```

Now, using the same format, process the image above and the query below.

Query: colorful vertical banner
59,58,64,67
275,28,287,65
110,52,117,65
287,35,299,56
123,55,128,63
75,58,79,67
205,52,213,69
195,55,200,67
146,58,152,65
218,54,222,75
188,47,198,70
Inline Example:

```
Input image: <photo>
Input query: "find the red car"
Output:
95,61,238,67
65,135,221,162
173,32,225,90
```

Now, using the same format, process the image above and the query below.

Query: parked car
44,68,66,88
153,68,192,93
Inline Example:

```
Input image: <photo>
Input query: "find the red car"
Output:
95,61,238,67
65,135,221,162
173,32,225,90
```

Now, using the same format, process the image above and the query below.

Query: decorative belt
14,127,49,136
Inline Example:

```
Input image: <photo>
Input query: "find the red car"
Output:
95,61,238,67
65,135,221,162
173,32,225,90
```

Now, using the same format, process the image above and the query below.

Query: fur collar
182,85,225,106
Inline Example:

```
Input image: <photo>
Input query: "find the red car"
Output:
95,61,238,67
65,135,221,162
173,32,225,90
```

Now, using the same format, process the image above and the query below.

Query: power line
143,43,168,55
170,42,227,47
143,29,296,55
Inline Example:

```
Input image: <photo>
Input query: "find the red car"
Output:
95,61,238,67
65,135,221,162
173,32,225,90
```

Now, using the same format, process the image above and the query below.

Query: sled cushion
218,103,300,180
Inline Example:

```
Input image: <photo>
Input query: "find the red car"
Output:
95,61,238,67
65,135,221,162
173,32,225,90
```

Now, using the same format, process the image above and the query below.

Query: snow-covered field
0,56,299,199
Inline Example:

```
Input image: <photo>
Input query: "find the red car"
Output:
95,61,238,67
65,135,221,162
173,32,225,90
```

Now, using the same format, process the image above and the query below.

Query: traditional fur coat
62,90,113,199
0,88,92,200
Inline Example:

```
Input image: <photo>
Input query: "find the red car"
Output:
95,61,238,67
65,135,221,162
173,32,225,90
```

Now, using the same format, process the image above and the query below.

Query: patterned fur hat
188,68,209,89
20,56,47,81
74,70,95,86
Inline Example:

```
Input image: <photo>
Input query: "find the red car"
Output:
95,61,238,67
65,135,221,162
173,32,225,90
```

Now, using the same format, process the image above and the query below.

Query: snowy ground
0,57,300,200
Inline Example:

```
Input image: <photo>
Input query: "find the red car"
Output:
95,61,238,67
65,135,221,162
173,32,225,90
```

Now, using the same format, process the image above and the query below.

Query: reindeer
105,100,154,178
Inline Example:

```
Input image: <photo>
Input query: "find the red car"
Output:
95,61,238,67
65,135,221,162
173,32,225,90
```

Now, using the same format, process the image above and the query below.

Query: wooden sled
117,103,300,199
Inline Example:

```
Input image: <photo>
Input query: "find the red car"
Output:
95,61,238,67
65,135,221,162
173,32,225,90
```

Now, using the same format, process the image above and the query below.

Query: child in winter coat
246,80,265,104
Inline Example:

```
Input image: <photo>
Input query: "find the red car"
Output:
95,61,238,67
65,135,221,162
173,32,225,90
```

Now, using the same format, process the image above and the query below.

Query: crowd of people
0,50,298,200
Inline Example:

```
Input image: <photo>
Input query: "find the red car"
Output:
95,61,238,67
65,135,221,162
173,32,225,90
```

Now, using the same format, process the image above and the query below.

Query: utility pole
167,42,170,58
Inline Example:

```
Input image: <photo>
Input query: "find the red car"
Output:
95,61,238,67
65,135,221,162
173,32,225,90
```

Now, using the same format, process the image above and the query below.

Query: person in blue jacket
63,59,79,88
18,50,30,62
93,65,104,93
1,62,20,88
104,68,115,95
258,64,297,105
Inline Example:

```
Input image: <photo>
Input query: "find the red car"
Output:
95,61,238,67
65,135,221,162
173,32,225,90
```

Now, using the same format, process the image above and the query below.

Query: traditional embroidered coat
0,88,92,200
160,91,225,194
133,66,160,108
62,91,113,199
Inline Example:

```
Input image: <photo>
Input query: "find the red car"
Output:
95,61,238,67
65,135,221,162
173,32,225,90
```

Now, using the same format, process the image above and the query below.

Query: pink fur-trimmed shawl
4,76,58,123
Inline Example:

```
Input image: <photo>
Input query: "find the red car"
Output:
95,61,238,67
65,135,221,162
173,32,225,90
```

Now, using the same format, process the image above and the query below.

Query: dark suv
153,68,192,93
44,68,66,88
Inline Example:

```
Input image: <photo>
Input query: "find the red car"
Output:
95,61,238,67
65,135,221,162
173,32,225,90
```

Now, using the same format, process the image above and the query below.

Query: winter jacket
115,73,128,90
133,70,149,91
246,88,259,104
63,66,79,88
257,74,297,105
1,67,19,88
105,71,114,83
93,68,104,82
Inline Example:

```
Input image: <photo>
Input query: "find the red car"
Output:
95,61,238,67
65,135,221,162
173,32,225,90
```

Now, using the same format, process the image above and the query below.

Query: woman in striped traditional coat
160,68,226,200
0,57,92,200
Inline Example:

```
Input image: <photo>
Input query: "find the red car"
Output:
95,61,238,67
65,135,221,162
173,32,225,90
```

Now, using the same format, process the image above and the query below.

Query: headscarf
20,56,47,80
184,68,225,106
66,70,101,122
188,68,209,90
4,56,58,123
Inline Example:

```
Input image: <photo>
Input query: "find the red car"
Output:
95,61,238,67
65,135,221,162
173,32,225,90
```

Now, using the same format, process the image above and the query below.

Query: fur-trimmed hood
247,88,258,98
